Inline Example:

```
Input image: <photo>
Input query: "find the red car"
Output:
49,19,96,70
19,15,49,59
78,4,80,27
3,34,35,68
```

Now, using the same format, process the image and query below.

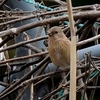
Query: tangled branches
0,1,100,100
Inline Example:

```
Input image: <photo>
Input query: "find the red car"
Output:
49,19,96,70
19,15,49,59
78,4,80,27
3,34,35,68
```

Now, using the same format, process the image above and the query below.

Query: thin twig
0,51,48,65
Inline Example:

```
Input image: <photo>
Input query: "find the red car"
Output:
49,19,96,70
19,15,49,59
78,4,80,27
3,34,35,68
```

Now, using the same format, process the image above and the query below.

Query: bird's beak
47,31,53,36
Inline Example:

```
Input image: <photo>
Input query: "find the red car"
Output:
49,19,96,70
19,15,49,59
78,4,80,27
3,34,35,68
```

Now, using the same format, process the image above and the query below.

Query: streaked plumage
48,26,71,70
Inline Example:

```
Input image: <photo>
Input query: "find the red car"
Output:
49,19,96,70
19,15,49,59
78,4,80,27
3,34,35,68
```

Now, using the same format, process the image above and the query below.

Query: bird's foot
56,66,60,71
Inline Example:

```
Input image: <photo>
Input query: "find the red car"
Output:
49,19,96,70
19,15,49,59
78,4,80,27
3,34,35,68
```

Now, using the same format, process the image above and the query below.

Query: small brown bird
47,26,71,70
48,26,71,99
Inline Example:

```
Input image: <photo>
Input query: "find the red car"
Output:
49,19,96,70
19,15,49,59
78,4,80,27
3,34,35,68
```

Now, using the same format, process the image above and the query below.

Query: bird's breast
48,39,70,69
54,52,70,69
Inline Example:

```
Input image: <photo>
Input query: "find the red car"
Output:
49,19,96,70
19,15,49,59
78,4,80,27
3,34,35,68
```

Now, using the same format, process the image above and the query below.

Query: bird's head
47,26,65,40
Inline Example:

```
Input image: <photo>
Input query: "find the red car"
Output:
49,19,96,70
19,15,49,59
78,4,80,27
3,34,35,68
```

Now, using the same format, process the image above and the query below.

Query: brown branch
0,56,50,99
0,67,67,99
0,4,97,27
86,53,100,72
0,36,48,53
0,58,41,78
41,68,94,100
56,68,98,100
0,81,8,87
1,10,100,37
77,34,100,46
0,51,48,64
1,31,100,56
24,44,42,53
89,75,98,100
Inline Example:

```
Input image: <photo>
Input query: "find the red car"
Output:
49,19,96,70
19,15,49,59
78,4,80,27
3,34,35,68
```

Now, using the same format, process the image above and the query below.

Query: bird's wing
60,38,71,64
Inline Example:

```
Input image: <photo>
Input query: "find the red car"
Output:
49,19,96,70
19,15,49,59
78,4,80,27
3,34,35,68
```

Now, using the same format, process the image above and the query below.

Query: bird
47,26,71,70
47,26,71,99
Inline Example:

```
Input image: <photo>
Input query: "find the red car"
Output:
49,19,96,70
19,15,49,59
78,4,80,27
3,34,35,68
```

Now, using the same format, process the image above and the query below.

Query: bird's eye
55,31,58,34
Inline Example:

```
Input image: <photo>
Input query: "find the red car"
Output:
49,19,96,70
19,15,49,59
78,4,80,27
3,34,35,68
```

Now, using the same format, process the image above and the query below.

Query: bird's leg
56,66,60,71
61,72,67,84
60,72,69,100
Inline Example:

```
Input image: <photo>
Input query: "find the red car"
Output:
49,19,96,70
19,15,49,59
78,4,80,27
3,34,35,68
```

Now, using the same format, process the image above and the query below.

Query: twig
34,76,50,86
41,68,94,100
67,0,76,100
1,10,100,37
0,0,8,7
0,69,67,99
77,69,88,100
87,53,100,72
0,60,40,69
0,81,8,87
89,75,98,100
77,34,100,46
0,25,100,55
24,44,42,53
0,36,48,53
15,84,30,100
78,19,96,41
0,56,50,99
77,69,99,92
0,51,48,65
35,60,50,76
0,5,96,27
0,35,14,47
0,59,41,78
57,68,98,100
